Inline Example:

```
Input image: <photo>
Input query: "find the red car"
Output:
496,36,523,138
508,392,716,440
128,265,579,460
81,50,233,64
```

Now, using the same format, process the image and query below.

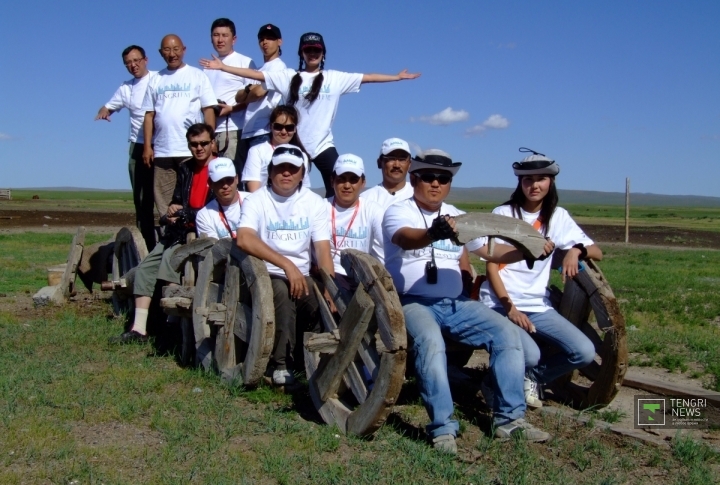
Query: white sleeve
199,71,218,108
249,59,257,70
311,197,331,242
336,71,363,95
140,79,155,112
104,85,124,111
369,203,385,261
382,203,412,242
554,209,595,249
262,69,293,95
195,207,219,239
241,145,263,182
238,194,262,231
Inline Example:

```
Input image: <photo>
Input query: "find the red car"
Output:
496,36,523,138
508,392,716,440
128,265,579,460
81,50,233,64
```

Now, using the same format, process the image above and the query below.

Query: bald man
141,34,218,218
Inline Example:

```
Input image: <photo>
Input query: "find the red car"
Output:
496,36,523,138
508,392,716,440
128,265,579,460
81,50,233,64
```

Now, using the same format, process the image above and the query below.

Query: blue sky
1,0,718,196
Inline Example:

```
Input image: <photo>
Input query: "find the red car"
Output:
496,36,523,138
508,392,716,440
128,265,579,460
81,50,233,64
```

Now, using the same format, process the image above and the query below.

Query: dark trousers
128,142,156,251
311,146,339,198
270,275,322,370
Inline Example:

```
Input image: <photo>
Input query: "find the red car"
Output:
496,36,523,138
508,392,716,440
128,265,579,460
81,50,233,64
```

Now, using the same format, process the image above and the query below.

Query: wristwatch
572,243,588,260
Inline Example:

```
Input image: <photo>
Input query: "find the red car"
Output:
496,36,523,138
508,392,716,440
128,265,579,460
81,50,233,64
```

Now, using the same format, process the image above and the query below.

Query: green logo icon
643,403,661,420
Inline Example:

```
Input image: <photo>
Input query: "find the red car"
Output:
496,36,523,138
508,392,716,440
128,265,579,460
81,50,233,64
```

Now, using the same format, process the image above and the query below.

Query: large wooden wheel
110,227,148,318
547,250,628,407
303,249,407,437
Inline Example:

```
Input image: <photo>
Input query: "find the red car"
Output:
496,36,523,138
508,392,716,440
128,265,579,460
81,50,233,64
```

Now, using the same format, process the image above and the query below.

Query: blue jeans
402,295,527,438
492,308,596,385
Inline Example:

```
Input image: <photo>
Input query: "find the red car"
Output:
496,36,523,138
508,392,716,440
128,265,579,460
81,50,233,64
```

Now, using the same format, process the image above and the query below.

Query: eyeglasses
415,172,453,185
272,146,303,159
334,174,361,185
123,58,145,67
382,155,410,163
272,123,296,133
189,140,213,148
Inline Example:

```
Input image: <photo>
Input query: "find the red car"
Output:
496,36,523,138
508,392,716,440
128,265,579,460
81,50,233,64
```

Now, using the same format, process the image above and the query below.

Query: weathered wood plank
160,297,193,310
453,212,548,259
347,350,407,436
215,260,239,373
77,236,115,292
162,285,195,299
170,236,217,272
192,254,214,356
320,269,349,316
305,330,341,353
233,302,253,342
314,286,375,402
622,370,720,406
61,226,86,298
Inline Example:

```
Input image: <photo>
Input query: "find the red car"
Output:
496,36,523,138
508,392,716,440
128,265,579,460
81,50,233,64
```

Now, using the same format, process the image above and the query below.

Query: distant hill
10,186,720,207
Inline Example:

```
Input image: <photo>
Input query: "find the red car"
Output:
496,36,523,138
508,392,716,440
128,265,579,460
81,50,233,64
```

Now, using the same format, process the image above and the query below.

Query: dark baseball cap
298,32,325,55
258,24,281,39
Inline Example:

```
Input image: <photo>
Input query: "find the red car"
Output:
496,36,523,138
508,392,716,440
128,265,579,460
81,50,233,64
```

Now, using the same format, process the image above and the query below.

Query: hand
397,69,421,80
167,204,183,217
427,215,457,242
199,54,224,70
142,145,154,167
506,305,536,333
561,248,582,283
95,107,112,121
283,264,308,300
538,238,555,260
218,102,232,117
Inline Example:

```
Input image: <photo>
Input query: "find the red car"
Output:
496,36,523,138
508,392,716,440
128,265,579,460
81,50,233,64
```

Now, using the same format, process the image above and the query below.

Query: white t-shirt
361,183,414,212
104,71,157,143
141,65,217,157
241,141,311,188
204,51,256,133
238,186,330,277
324,197,385,275
480,205,595,312
383,198,466,299
263,69,363,158
195,191,251,239
242,57,287,139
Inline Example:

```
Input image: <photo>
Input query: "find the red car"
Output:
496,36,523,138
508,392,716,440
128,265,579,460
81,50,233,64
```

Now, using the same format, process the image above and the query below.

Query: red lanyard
218,193,242,239
331,198,360,258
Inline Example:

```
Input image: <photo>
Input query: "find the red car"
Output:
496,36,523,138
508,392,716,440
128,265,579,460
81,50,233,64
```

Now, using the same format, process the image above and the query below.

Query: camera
425,260,438,284
213,99,228,117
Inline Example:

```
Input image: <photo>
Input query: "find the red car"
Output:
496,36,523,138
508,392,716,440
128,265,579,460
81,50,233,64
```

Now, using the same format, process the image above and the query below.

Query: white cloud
0,133,13,141
465,114,510,136
412,107,470,126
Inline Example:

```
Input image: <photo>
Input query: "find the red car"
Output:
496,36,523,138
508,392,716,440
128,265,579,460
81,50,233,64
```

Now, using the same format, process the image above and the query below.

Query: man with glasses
323,154,384,291
95,45,158,250
203,18,256,174
142,34,217,219
382,149,553,454
361,138,414,211
110,124,219,344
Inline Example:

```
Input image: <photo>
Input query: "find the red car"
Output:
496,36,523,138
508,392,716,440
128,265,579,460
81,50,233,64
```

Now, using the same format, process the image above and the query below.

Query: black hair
502,176,559,236
269,105,311,172
122,45,145,58
286,58,325,106
211,18,236,37
185,123,215,141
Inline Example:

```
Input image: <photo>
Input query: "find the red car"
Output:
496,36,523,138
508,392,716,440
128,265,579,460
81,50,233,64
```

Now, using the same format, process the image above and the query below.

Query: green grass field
1,232,719,483
1,190,133,212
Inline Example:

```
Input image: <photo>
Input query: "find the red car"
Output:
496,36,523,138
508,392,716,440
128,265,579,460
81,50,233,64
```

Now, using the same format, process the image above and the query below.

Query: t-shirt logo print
158,83,192,99
431,240,462,253
266,217,311,241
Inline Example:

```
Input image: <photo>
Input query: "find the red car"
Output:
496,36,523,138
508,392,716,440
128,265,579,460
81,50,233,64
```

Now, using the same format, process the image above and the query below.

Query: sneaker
108,330,148,344
480,375,495,409
431,434,457,454
495,419,552,442
272,369,296,386
524,378,543,410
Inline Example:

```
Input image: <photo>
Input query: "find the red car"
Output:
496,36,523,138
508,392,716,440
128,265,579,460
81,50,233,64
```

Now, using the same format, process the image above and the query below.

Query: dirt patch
72,421,163,449
581,224,720,249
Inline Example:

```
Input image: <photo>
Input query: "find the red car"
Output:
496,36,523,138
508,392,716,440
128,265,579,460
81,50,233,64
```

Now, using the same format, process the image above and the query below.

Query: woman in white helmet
480,148,603,409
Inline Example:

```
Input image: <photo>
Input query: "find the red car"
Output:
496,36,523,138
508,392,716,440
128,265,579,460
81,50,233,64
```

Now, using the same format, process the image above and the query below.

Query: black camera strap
414,198,441,266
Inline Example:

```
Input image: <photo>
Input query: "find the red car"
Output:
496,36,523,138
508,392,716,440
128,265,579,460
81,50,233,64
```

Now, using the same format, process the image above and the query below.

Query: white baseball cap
208,157,237,182
333,154,364,177
271,144,305,167
380,138,411,156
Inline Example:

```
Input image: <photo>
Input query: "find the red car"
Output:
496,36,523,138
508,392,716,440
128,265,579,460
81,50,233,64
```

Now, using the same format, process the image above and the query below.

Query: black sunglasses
272,146,303,159
415,172,453,185
189,140,212,148
272,122,296,132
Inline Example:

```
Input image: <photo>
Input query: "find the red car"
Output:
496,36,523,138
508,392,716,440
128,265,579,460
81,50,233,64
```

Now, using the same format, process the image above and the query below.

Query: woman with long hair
201,32,420,197
242,105,311,192
480,148,603,409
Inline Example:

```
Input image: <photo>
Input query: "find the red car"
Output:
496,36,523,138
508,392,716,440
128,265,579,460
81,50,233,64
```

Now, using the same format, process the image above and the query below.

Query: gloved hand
427,215,458,242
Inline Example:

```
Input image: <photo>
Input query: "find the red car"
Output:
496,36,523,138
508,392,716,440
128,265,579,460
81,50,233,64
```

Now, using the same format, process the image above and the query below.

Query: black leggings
311,146,339,198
